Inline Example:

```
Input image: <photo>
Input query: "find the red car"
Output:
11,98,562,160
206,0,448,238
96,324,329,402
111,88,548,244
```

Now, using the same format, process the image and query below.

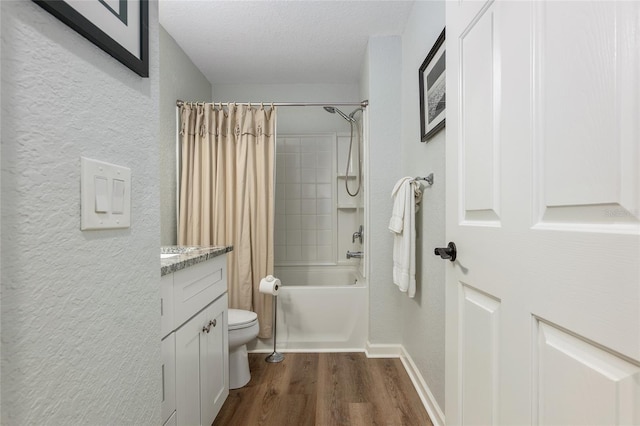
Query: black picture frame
419,28,446,142
33,0,149,77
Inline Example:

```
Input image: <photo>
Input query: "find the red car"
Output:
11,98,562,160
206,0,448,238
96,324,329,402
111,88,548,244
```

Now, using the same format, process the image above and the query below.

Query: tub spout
346,250,364,259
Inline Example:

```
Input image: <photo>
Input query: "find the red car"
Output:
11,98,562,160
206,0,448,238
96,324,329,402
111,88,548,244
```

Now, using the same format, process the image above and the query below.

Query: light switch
112,179,125,214
94,176,109,213
81,157,131,230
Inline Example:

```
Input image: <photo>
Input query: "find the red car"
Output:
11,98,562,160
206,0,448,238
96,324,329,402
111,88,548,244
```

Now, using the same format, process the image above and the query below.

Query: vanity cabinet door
175,308,207,426
200,294,229,426
175,293,229,426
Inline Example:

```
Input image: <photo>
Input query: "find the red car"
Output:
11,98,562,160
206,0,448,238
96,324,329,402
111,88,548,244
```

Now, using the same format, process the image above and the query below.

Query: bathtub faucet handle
352,225,364,244
346,250,364,259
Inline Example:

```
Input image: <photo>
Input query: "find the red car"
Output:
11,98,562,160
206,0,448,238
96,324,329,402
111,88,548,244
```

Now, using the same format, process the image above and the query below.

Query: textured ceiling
159,0,414,85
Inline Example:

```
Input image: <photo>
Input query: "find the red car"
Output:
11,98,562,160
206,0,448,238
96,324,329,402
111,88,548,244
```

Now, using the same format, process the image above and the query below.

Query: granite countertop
161,245,233,276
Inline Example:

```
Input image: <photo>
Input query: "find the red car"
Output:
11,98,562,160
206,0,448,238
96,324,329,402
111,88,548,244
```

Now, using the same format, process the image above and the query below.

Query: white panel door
445,1,640,425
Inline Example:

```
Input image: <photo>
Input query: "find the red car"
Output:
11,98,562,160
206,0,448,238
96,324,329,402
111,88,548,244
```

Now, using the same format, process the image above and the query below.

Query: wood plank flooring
213,352,433,426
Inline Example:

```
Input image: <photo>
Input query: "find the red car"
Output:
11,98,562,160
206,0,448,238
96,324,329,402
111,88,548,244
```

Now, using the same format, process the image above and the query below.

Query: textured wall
159,26,212,245
400,0,446,409
1,1,161,423
365,36,404,344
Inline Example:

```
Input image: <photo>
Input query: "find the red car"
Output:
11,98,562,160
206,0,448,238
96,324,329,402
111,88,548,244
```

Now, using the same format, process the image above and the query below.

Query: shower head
323,106,355,122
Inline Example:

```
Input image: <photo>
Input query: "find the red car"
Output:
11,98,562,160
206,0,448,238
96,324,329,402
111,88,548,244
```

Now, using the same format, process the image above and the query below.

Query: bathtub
248,266,368,352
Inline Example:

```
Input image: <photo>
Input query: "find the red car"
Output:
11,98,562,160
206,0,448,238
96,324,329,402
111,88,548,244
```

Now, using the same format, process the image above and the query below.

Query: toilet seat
228,309,258,331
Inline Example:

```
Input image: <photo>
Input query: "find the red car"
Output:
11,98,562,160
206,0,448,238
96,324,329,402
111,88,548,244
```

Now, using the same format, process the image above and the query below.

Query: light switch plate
81,157,131,230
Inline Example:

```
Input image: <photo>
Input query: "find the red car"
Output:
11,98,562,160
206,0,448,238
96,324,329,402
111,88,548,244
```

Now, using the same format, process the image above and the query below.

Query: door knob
434,242,457,262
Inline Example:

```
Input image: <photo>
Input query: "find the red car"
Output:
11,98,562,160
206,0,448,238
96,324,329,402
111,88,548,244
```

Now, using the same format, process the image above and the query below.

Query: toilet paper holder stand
265,294,284,363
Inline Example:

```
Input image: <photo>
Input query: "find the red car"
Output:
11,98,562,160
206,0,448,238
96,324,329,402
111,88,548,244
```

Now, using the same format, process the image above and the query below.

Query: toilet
227,308,259,389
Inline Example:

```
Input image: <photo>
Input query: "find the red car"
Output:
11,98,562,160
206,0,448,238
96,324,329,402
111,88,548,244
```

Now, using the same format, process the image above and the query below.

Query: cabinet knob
202,319,217,334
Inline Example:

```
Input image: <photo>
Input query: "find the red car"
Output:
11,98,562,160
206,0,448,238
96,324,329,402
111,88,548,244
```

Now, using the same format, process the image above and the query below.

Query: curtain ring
260,102,264,110
248,102,252,109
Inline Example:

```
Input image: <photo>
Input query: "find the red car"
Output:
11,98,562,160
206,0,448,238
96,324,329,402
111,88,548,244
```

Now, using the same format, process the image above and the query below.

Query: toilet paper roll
259,275,281,296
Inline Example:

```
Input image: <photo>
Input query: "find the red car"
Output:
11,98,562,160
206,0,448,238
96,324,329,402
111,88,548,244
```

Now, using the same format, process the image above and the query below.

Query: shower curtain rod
176,99,369,108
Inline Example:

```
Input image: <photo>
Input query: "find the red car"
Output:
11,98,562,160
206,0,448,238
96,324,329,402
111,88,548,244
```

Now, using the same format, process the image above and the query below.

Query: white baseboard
399,347,445,426
248,347,366,354
364,341,403,358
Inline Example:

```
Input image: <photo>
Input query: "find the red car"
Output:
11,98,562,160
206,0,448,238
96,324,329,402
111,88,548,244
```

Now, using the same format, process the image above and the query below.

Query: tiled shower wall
275,135,336,263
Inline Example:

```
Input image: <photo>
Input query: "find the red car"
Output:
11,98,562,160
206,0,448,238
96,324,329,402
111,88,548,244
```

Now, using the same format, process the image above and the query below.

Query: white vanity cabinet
175,294,228,426
161,251,229,426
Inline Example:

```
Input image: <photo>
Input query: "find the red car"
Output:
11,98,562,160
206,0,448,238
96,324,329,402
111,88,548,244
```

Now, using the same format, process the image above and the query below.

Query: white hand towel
389,177,420,298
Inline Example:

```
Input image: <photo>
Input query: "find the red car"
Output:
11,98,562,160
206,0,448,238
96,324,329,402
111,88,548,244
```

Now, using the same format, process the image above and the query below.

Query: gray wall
1,1,161,423
364,36,404,344
400,0,446,409
159,26,212,245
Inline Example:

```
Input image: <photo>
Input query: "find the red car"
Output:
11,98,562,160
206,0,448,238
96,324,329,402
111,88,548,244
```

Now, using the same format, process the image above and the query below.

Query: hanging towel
389,177,422,298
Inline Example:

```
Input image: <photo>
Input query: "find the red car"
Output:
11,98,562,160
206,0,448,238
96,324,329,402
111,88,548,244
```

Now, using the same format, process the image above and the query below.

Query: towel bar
413,173,434,186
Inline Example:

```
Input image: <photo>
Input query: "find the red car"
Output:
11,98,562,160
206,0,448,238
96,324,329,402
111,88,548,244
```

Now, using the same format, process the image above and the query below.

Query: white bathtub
248,266,368,352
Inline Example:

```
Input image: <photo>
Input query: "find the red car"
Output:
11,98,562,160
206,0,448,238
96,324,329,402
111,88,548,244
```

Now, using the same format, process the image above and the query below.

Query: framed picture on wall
33,0,149,77
419,28,446,142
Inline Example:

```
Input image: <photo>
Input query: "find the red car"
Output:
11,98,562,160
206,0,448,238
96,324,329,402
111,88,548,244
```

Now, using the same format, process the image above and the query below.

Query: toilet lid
228,309,258,329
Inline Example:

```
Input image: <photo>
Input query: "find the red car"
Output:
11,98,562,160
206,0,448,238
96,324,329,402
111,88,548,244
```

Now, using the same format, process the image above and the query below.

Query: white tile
287,214,301,230
316,137,332,151
301,152,316,168
275,184,285,200
316,167,331,183
301,138,316,152
285,184,301,199
316,152,332,168
275,200,285,215
317,245,332,261
318,230,332,245
337,136,353,169
301,184,316,198
285,138,300,152
285,199,300,215
287,246,302,261
275,214,286,230
301,215,317,230
301,246,317,261
276,160,286,182
301,230,317,245
286,168,301,183
301,199,317,215
317,215,332,230
275,245,287,262
317,198,332,214
274,231,285,246
300,169,316,183
287,230,301,246
316,183,332,199
285,153,300,168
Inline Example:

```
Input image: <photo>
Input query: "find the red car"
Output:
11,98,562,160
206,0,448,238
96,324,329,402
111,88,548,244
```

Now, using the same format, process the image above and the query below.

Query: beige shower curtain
178,103,276,338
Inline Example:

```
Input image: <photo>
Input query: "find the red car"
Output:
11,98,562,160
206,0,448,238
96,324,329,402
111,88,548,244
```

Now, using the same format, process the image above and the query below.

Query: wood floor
213,352,433,426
